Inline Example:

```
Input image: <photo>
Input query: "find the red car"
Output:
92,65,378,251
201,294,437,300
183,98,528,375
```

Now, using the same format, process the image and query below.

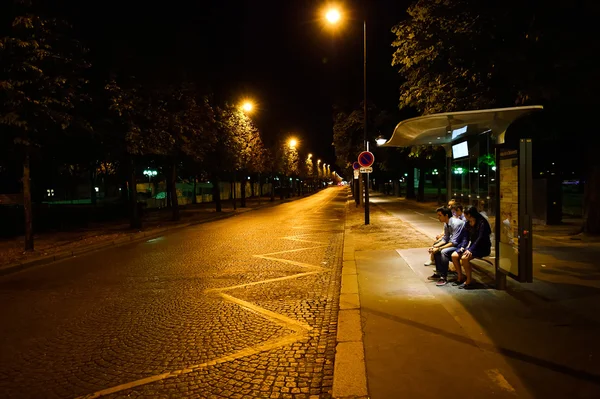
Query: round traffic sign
358,151,375,167
352,162,360,170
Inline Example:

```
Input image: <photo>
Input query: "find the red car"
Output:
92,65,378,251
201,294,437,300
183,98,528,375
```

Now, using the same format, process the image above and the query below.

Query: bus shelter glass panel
451,133,497,223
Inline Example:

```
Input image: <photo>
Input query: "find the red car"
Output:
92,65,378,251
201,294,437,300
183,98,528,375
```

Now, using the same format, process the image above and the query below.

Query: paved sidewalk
0,195,302,276
334,192,600,398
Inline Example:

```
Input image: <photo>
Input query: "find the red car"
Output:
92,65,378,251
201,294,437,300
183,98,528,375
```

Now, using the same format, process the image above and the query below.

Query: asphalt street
0,187,347,399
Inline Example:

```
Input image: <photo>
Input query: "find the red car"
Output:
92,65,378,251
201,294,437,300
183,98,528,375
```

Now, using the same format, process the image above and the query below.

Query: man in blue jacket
427,206,467,286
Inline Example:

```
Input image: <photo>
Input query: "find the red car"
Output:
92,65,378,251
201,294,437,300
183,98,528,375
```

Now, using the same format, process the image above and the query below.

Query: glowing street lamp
325,8,341,24
289,138,298,149
241,100,254,113
143,169,157,182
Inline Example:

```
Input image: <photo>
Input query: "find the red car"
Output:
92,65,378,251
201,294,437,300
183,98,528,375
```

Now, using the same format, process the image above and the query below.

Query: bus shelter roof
380,105,543,147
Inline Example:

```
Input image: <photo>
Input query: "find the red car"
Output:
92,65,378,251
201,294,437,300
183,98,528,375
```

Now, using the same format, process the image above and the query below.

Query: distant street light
143,169,157,183
289,138,298,149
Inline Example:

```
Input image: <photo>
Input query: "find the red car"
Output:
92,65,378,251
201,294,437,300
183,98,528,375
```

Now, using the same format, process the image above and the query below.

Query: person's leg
451,251,463,281
462,253,473,285
424,251,435,266
435,247,455,285
430,250,443,280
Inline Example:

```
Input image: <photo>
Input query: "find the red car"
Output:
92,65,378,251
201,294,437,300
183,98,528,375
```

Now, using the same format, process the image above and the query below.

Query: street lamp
375,135,387,146
324,6,370,224
289,138,298,149
143,169,157,182
240,100,254,113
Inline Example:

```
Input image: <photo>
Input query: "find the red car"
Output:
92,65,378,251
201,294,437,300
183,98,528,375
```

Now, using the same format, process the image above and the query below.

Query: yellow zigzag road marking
81,225,330,398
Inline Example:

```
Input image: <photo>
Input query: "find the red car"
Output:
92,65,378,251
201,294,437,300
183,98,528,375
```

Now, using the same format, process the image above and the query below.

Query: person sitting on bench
427,206,466,286
451,205,492,289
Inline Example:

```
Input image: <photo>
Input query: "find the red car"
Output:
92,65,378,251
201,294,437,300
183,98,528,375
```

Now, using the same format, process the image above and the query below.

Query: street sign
360,167,373,173
358,151,375,167
352,162,360,170
353,170,360,179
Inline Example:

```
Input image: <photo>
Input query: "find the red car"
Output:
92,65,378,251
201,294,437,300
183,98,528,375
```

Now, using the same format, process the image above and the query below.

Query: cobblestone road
0,188,347,399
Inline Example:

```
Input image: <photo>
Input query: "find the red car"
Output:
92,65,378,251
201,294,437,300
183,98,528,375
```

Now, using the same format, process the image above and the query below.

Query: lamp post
324,6,370,224
143,169,157,195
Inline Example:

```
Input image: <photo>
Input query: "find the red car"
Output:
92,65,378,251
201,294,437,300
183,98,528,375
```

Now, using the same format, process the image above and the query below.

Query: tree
0,2,89,250
151,84,216,220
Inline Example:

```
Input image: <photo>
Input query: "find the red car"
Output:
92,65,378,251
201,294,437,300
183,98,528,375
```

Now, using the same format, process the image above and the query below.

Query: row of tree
0,2,332,251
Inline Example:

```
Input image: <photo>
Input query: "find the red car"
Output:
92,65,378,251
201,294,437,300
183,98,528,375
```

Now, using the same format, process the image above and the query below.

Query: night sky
59,0,412,164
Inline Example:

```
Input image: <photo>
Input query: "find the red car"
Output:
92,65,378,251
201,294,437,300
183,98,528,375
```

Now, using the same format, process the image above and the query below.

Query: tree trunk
417,167,426,202
270,175,275,202
241,175,247,208
171,160,179,221
90,161,97,206
583,165,600,234
258,174,262,205
23,150,34,251
192,176,197,204
213,176,222,212
231,172,237,210
406,167,416,199
166,174,172,208
129,158,141,229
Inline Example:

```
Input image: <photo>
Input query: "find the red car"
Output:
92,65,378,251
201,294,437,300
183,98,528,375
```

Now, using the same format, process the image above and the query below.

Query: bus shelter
380,105,543,289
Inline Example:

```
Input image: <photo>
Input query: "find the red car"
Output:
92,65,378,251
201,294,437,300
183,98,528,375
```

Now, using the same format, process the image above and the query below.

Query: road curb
332,200,369,399
0,211,236,277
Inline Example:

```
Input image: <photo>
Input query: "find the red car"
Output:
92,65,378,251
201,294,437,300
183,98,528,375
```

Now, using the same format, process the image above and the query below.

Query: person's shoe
424,260,434,266
452,277,466,286
427,273,441,281
436,278,448,286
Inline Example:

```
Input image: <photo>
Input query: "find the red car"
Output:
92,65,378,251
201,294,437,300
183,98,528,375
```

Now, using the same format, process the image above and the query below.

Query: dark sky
62,0,411,165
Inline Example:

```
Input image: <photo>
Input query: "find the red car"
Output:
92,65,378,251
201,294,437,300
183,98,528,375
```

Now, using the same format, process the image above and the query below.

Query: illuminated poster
498,149,519,276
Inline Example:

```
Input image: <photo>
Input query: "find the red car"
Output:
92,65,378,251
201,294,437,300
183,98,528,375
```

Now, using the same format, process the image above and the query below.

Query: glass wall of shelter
450,132,497,222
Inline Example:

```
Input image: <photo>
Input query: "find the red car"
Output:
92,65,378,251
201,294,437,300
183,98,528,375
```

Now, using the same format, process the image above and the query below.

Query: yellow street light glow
325,8,341,24
289,138,298,148
241,101,254,112
308,153,313,159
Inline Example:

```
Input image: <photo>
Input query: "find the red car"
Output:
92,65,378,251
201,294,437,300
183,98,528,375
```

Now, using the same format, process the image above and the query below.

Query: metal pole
363,20,369,225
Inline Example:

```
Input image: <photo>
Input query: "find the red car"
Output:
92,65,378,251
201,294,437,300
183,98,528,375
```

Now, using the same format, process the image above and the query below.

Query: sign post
358,151,375,225
352,162,360,205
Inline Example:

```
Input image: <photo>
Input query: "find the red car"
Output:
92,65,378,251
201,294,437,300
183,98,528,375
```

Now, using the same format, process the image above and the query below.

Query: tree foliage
0,5,90,146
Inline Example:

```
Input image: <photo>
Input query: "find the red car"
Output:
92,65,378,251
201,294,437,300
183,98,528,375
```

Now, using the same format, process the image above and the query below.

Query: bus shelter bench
469,255,508,290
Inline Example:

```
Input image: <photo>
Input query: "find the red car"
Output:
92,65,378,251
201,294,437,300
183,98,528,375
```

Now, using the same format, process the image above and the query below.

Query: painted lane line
257,245,328,257
220,293,312,332
204,271,323,294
